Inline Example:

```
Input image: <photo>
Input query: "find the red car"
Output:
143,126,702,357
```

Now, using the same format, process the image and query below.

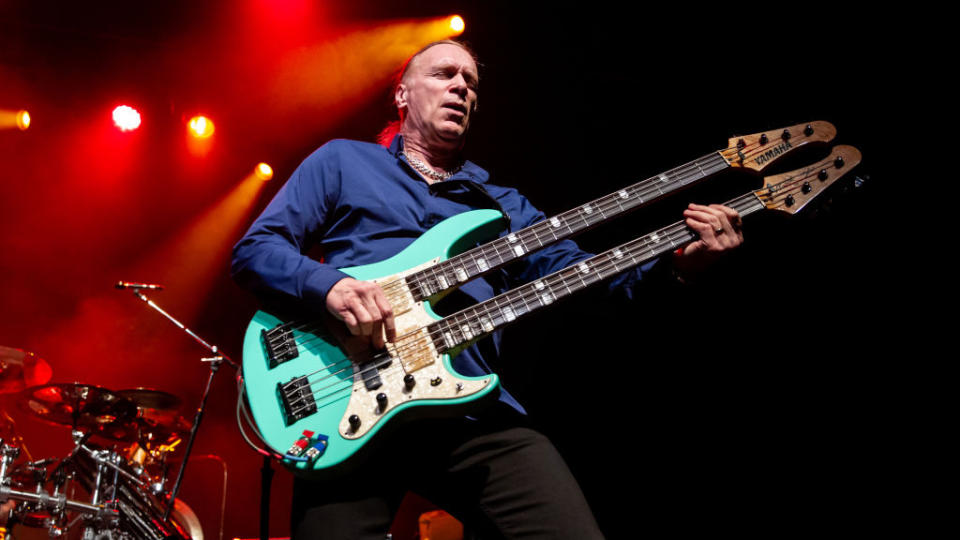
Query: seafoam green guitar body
242,209,504,473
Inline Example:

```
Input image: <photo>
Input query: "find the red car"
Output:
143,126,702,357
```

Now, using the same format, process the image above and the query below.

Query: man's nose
450,74,469,95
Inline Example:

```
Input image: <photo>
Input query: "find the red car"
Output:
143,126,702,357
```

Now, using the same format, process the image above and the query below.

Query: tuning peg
818,169,828,181
804,124,814,136
834,156,845,168
760,134,769,145
781,129,792,141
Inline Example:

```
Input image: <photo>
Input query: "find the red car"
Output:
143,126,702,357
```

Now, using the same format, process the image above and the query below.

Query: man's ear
395,83,408,112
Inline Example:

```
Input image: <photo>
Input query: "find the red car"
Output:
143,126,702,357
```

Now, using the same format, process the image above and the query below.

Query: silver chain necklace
403,151,462,182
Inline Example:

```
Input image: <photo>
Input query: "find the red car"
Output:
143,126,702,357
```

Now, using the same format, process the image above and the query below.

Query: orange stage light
449,16,465,34
16,110,30,130
268,17,468,128
254,162,273,180
112,105,141,131
0,109,31,130
124,168,271,321
188,115,215,138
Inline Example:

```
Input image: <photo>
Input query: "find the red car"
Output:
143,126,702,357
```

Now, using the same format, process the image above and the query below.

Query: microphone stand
122,285,240,522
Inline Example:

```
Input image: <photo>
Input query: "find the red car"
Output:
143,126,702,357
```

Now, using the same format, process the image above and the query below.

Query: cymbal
117,388,182,413
19,383,139,440
139,413,191,442
0,346,53,394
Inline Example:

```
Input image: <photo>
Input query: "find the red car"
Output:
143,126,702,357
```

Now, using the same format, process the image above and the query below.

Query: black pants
291,409,603,539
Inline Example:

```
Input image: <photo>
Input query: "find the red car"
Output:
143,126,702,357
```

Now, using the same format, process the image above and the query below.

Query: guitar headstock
722,120,837,172
754,145,862,215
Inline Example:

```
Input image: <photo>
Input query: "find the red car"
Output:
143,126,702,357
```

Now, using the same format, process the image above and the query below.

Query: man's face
397,43,479,147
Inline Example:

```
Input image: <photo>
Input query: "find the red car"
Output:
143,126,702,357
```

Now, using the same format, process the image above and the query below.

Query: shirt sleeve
231,146,352,308
492,186,673,300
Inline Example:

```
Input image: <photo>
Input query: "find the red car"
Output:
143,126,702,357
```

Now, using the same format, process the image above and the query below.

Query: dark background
2,1,906,538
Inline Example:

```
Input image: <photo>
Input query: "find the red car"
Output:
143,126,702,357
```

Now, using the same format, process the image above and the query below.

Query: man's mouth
443,103,467,115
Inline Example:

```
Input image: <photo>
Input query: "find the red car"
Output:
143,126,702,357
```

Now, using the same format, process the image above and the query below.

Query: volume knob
404,374,416,389
376,393,388,412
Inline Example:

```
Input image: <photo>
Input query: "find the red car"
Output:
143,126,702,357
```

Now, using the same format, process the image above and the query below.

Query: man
232,40,742,539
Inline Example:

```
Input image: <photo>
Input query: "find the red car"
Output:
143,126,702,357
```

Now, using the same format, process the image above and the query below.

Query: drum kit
0,345,204,539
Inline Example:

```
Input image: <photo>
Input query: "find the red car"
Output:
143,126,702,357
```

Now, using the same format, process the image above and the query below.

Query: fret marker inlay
480,317,494,332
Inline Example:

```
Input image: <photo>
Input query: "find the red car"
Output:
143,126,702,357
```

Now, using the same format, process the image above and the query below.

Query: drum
71,444,201,539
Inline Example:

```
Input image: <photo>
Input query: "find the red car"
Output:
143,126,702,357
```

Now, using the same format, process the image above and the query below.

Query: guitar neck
427,143,861,354
428,192,764,353
408,151,730,298
407,121,836,300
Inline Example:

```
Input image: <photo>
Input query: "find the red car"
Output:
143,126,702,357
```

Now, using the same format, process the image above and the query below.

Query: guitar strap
429,179,512,230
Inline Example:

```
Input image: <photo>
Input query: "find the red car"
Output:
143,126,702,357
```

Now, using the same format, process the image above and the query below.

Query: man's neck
401,132,462,183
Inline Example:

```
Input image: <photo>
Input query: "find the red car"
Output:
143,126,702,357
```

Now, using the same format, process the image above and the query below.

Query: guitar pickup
262,326,299,368
278,377,317,425
358,355,392,391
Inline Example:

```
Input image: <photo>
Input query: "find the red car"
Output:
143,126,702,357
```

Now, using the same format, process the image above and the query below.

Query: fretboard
408,151,730,299
428,191,767,354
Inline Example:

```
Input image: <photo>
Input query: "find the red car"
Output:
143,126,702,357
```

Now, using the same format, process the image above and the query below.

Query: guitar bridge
262,325,299,368
278,377,316,425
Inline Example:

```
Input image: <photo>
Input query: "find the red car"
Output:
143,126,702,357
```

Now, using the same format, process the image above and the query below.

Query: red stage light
188,115,215,138
112,105,141,131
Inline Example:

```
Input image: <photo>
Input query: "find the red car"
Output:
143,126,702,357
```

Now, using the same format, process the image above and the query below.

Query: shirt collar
389,134,488,184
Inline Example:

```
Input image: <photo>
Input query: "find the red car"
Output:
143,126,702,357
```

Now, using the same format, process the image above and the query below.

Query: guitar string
266,131,794,339
284,210,738,416
391,153,728,293
279,173,784,393
405,127,825,297
407,157,730,296
271,155,732,341
423,194,767,349
278,152,842,416
277,172,786,391
266,151,730,337
286,170,836,419
282,186,780,413
263,128,819,337
356,131,799,304
271,139,824,360
424,160,843,343
422,160,842,349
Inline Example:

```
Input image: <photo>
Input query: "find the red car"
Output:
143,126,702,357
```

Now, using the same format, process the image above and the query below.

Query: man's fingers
326,277,396,348
373,290,396,343
347,296,374,337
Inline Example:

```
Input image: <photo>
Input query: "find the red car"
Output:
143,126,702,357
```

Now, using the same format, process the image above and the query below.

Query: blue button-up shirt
232,135,658,413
